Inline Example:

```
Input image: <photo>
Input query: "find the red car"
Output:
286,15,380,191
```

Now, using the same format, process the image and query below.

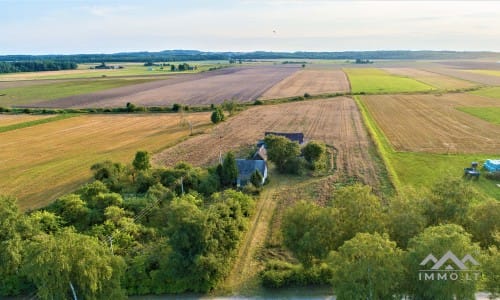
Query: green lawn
344,68,435,94
456,107,500,125
470,86,500,99
354,96,500,200
0,78,156,107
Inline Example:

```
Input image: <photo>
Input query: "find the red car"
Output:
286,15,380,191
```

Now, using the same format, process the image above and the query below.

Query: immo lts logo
419,250,481,281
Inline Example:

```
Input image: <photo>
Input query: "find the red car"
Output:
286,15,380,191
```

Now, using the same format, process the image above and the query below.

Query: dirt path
216,174,290,295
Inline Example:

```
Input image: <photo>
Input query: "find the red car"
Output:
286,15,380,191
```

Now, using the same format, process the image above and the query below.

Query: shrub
254,100,264,105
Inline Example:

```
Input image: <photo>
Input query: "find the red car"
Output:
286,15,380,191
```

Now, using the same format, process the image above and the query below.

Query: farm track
30,66,300,108
361,94,500,154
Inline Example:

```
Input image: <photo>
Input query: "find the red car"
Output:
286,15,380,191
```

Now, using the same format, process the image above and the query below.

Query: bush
254,100,264,105
484,172,500,180
211,108,225,124
260,260,332,288
284,157,307,175
304,92,311,98
172,103,181,112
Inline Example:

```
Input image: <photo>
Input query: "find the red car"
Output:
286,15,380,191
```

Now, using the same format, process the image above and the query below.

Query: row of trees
0,61,77,73
0,151,256,298
263,181,499,299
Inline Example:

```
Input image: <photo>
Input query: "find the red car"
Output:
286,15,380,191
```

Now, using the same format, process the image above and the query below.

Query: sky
1,0,499,55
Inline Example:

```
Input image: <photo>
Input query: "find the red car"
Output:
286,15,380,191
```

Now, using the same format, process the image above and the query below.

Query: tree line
262,180,499,299
0,151,258,298
0,61,77,73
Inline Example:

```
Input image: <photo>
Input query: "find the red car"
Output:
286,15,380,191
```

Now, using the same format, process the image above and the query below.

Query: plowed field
361,94,500,154
154,97,383,189
259,69,350,99
32,66,299,108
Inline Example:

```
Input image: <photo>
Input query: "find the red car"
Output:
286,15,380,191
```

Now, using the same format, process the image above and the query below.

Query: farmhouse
252,144,268,161
265,131,304,144
236,159,268,187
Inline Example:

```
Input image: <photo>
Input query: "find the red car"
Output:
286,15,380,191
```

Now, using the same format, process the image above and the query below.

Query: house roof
265,131,304,144
252,145,267,161
236,159,267,180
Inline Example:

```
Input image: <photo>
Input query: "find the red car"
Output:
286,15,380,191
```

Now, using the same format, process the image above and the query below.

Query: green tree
405,224,481,300
282,201,339,266
221,152,238,187
49,194,90,230
133,150,151,171
386,192,428,249
480,246,500,298
466,199,500,248
264,135,301,173
211,107,225,124
250,169,264,187
302,141,326,164
328,232,404,300
330,184,386,248
23,228,126,300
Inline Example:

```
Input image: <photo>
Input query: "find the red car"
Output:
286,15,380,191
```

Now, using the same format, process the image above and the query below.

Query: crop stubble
154,97,382,189
361,94,500,154
382,68,478,90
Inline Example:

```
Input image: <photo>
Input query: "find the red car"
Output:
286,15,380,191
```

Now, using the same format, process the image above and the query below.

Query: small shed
236,159,268,187
265,132,304,144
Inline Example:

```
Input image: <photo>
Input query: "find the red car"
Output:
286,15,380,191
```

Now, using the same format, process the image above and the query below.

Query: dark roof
265,132,304,144
236,159,267,180
252,145,267,161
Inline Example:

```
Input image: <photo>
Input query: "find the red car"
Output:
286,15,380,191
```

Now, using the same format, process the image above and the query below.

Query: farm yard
154,97,385,191
0,113,211,210
258,69,350,99
25,65,300,108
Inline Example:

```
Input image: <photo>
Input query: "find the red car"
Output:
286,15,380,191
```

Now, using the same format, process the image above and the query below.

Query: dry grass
423,67,500,86
382,68,478,90
0,113,211,210
361,94,500,154
259,69,350,99
0,114,53,127
154,97,382,189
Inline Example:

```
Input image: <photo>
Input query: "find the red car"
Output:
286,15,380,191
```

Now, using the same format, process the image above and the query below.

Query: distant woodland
0,61,77,73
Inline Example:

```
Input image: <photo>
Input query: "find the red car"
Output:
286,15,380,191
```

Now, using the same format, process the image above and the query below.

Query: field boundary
0,114,78,133
352,95,401,190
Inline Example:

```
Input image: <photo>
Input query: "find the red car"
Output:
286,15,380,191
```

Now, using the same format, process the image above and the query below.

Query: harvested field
382,68,477,90
361,94,500,154
154,97,384,190
466,69,500,77
0,113,211,210
259,69,350,99
32,66,299,108
0,114,53,127
422,67,500,86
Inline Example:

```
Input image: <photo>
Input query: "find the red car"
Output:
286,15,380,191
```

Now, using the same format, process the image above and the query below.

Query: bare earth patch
154,97,382,189
361,94,500,154
259,69,350,99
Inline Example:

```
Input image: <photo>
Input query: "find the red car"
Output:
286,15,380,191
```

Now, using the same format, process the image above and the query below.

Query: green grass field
344,68,435,94
470,86,500,99
456,107,500,125
354,96,500,200
0,78,156,107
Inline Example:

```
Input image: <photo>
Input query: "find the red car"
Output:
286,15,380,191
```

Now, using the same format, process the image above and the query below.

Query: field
423,67,500,85
259,69,350,99
465,69,500,77
0,114,53,126
470,86,500,99
0,112,211,210
344,68,435,94
456,107,500,125
154,97,385,191
0,77,158,107
360,94,500,154
28,66,299,108
382,68,478,90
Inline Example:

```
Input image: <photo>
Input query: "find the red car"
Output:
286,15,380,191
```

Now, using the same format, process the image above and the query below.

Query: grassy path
216,173,289,295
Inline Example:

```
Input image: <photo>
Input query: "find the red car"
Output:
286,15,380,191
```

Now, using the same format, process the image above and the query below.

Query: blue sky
1,0,499,54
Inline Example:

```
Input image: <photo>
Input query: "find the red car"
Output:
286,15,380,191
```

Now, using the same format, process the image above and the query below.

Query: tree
302,141,328,170
282,201,339,266
405,224,481,300
126,102,136,112
480,246,500,298
466,199,500,248
250,169,263,187
221,99,238,116
23,228,126,300
264,135,301,173
221,152,238,187
211,108,225,124
133,151,151,171
328,233,404,300
330,184,386,249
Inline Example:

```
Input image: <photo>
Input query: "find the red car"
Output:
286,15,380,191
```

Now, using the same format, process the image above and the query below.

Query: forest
0,61,77,73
